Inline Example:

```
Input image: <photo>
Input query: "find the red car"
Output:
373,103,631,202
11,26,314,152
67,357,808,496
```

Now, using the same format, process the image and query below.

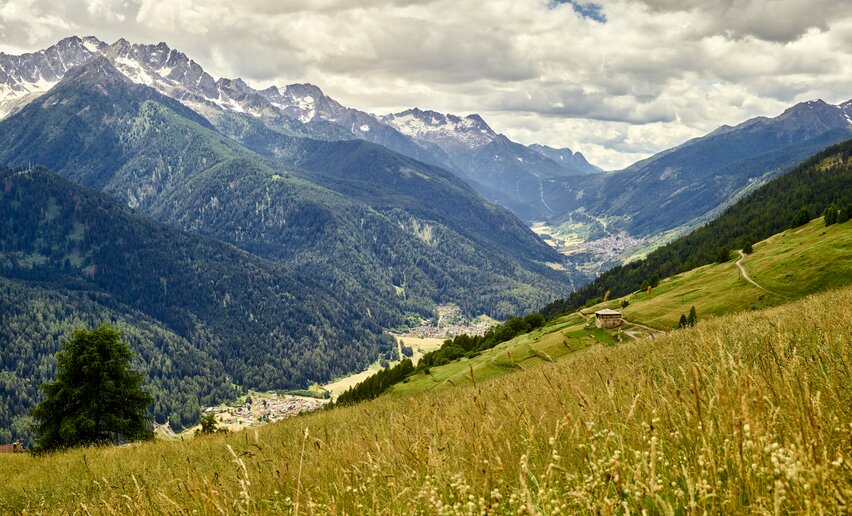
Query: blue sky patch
548,0,607,23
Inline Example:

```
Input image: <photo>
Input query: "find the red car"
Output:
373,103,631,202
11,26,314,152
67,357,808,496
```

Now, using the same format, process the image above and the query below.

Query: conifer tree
649,274,660,288
32,324,153,452
824,204,838,226
792,207,810,228
687,306,697,326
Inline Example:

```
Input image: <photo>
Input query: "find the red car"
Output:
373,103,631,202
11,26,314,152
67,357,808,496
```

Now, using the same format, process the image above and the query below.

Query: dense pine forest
542,139,852,317
0,165,395,442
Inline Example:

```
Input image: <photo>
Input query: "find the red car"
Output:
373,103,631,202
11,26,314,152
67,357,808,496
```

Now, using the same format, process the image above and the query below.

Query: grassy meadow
2,285,850,513
389,312,615,396
587,217,851,329
742,218,852,297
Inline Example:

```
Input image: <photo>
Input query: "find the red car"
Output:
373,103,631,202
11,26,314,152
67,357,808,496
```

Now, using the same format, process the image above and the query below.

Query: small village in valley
398,304,495,340
156,392,325,438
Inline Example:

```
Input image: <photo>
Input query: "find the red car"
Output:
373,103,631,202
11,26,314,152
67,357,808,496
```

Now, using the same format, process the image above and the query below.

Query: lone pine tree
32,324,153,452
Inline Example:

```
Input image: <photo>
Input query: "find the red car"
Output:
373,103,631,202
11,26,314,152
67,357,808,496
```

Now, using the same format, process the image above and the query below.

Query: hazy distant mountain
381,108,602,219
528,144,600,174
533,98,852,273
582,99,852,236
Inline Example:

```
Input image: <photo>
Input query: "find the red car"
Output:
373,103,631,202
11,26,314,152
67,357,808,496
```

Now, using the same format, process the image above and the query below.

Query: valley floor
2,285,850,514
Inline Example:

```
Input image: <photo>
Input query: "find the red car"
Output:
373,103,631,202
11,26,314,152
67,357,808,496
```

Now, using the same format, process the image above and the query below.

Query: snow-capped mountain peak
0,35,603,185
257,83,329,122
0,36,99,117
381,108,497,152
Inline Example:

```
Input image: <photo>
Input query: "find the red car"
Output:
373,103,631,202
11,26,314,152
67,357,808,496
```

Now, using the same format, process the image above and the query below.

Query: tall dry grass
1,286,851,514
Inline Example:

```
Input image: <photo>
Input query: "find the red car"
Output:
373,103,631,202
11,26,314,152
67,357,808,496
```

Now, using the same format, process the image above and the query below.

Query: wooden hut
0,441,26,454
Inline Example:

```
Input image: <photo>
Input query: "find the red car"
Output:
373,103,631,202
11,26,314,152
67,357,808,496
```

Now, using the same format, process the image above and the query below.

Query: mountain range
3,36,848,249
0,36,601,218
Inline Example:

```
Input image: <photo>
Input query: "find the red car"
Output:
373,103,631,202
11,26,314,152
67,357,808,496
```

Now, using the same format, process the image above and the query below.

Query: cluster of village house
580,234,642,262
205,395,324,427
404,322,491,339
405,306,625,337
402,305,494,339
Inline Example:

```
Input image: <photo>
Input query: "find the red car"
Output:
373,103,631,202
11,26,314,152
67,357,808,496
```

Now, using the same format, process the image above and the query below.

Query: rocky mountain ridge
0,36,602,219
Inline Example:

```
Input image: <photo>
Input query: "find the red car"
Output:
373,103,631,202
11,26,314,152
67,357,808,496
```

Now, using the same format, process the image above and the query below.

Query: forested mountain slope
0,277,233,444
0,58,576,321
0,165,397,441
215,114,562,266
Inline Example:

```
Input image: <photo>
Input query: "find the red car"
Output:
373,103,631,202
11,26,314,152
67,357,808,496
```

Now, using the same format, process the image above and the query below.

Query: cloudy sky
1,0,850,169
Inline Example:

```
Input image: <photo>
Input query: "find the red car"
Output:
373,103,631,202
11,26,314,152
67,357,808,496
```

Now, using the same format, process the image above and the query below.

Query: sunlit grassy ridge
388,217,850,397
587,217,852,329
2,285,851,514
389,312,613,395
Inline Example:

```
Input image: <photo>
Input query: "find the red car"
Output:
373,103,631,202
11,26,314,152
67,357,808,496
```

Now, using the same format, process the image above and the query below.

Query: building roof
595,309,622,316
0,442,24,453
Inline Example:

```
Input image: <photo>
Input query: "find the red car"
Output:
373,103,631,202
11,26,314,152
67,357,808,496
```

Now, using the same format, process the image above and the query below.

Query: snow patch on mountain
114,56,157,87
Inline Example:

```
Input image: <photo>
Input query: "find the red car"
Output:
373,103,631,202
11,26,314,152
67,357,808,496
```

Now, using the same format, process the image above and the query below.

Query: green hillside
1,284,849,513
344,215,850,400
389,311,613,395
586,217,852,329
543,138,852,317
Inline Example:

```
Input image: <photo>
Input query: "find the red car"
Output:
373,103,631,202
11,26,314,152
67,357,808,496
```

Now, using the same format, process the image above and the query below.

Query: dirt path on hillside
622,319,664,336
736,250,788,298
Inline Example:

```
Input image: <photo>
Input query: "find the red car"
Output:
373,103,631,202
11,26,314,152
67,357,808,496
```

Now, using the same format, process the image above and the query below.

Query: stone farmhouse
595,309,623,328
